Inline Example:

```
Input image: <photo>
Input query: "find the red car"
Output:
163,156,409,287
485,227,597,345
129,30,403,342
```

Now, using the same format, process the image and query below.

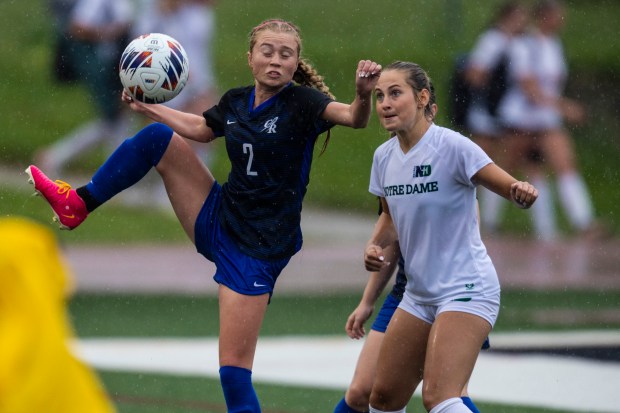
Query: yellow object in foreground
0,217,115,413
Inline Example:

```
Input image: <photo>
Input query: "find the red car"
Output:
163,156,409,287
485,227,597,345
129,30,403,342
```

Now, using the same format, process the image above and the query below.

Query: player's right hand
364,244,385,272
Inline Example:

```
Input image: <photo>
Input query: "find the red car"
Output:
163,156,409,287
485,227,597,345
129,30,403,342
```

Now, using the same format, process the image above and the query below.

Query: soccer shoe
25,165,88,230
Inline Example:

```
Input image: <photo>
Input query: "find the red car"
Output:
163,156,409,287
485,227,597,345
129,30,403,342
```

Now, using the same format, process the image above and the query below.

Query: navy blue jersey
203,84,334,260
389,255,407,301
376,198,407,301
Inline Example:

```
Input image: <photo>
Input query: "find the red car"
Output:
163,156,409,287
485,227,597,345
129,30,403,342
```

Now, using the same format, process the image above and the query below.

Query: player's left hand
345,303,373,339
510,181,538,209
355,60,382,95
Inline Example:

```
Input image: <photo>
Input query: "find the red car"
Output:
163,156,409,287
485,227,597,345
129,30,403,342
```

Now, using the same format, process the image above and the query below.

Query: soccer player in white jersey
365,61,537,413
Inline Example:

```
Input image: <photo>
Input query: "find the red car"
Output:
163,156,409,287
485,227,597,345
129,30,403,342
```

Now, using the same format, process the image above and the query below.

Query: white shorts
466,104,501,137
398,291,500,328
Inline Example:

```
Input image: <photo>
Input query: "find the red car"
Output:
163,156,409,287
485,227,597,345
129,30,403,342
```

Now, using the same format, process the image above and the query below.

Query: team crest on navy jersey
261,117,279,134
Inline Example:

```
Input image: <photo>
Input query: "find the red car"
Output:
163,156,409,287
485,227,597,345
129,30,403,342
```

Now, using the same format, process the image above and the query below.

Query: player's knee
369,383,397,411
421,385,450,412
346,381,372,408
125,123,174,166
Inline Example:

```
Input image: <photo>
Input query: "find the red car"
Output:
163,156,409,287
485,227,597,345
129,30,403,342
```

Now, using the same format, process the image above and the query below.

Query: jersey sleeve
202,91,230,137
293,86,335,134
468,30,507,71
455,135,493,186
369,145,386,197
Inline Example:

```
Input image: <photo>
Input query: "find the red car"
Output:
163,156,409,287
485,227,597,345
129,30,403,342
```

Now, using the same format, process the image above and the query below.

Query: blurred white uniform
38,0,135,177
498,32,567,131
132,0,216,111
465,27,511,137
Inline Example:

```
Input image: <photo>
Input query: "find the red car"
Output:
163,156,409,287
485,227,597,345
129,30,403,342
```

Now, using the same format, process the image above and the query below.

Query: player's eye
375,92,384,102
259,46,274,57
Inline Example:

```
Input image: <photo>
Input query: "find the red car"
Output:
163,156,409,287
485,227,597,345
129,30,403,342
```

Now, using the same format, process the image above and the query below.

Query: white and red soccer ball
119,33,189,104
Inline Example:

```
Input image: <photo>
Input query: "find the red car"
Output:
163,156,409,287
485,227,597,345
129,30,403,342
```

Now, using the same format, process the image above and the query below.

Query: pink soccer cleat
25,165,88,230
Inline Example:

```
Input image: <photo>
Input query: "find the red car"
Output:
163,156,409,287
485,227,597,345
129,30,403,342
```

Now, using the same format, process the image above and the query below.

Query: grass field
71,291,615,413
97,371,569,413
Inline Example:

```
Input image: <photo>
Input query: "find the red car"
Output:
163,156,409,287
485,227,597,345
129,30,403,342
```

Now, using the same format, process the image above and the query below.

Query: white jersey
498,32,567,131
465,28,511,136
369,124,500,305
70,0,134,59
132,0,216,111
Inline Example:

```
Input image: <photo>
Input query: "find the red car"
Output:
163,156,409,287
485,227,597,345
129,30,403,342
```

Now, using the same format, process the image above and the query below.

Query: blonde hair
249,19,335,153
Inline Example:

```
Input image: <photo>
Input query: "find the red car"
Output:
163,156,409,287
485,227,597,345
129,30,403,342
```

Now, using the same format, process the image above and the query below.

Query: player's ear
417,89,430,108
247,51,253,68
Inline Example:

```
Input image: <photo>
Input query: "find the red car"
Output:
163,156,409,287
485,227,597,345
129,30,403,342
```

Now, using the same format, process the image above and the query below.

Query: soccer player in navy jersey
27,19,381,413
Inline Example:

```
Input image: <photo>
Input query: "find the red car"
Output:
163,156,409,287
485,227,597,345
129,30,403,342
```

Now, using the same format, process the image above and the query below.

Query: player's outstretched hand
510,181,538,209
356,60,382,95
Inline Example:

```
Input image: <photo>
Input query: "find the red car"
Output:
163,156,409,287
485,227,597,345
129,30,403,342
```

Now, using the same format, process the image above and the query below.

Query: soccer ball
119,33,189,104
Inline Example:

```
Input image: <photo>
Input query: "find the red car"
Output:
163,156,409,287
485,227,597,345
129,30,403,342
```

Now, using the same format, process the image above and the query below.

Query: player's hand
345,304,373,339
364,244,387,272
356,60,382,95
510,181,538,209
121,89,147,112
560,98,586,125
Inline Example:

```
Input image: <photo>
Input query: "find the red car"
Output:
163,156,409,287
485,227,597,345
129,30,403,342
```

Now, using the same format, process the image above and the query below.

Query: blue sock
219,365,261,413
85,123,173,204
334,397,367,413
461,396,480,413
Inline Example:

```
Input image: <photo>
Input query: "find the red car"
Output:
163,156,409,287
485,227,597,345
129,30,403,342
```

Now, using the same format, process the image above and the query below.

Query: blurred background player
133,0,218,117
497,0,601,241
36,0,134,178
129,0,219,208
0,217,115,413
463,0,529,235
48,0,80,83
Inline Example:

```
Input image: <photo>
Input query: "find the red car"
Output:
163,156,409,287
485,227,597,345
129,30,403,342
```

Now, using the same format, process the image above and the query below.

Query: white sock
369,405,406,413
429,397,471,413
479,187,504,230
530,176,557,241
557,172,594,230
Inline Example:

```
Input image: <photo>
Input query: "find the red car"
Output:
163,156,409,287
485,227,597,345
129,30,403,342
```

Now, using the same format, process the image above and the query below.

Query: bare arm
473,163,538,209
364,198,399,271
346,240,399,339
322,60,382,128
122,90,216,143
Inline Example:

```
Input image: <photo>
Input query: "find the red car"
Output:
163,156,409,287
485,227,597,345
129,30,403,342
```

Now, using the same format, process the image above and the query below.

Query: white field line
73,331,620,413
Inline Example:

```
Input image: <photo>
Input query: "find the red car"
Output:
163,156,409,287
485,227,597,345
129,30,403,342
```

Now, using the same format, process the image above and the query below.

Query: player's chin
380,118,399,132
263,75,292,89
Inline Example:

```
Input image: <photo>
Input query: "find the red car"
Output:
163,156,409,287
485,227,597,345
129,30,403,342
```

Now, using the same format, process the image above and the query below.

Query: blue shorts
194,182,291,296
372,293,491,349
371,294,400,333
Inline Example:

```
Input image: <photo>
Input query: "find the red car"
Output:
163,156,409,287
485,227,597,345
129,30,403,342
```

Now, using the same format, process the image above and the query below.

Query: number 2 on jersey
243,143,258,176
